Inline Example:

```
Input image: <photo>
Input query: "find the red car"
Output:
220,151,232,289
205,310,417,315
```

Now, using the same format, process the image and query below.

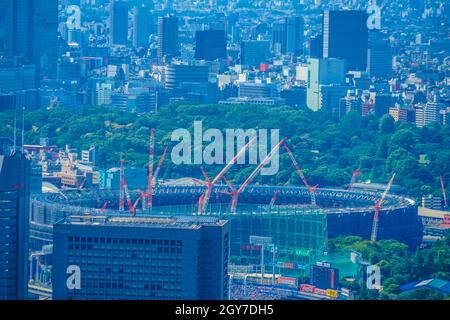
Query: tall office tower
240,40,271,67
0,0,58,79
0,138,30,300
272,16,304,56
52,215,230,300
285,16,304,56
306,57,346,111
133,6,152,48
195,30,227,61
110,0,129,45
157,16,179,59
309,34,323,58
367,31,392,79
272,22,286,54
322,10,368,71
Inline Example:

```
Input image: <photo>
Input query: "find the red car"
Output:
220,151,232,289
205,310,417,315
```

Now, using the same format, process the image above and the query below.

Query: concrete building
306,57,346,111
52,215,230,300
238,81,279,99
165,64,209,90
0,138,30,300
415,102,439,127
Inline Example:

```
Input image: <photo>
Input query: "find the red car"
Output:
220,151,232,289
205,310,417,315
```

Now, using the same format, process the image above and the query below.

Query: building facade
323,10,368,71
52,215,230,300
0,138,30,300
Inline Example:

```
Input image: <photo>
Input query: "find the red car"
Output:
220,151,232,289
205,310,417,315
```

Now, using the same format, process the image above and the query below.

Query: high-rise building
195,30,227,61
110,0,129,45
285,16,304,56
323,10,368,71
240,40,271,67
52,215,230,300
306,57,347,111
0,138,30,300
157,16,179,59
272,22,286,54
310,34,323,58
367,31,392,79
133,6,152,48
0,0,58,79
272,16,304,56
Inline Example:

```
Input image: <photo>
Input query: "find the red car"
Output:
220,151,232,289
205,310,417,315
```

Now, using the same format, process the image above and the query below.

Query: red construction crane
283,143,318,206
119,159,125,211
198,136,257,214
143,128,155,210
225,138,287,213
270,190,280,207
371,173,396,242
348,169,362,190
440,176,448,209
153,146,168,184
100,201,110,212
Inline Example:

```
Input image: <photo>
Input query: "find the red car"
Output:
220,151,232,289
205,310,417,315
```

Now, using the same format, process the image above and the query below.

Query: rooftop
58,214,227,230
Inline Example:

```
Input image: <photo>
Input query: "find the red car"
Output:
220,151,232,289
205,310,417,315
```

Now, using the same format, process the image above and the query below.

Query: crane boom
440,176,448,208
371,173,396,241
199,136,257,214
348,170,362,190
283,143,317,205
153,146,168,183
270,190,280,207
283,144,312,189
229,137,286,212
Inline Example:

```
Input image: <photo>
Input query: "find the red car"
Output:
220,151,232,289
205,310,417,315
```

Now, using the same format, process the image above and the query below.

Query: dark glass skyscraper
0,0,58,79
52,215,230,300
0,138,30,300
322,10,368,71
110,0,129,45
195,30,227,61
367,30,392,79
157,16,179,59
272,16,304,56
133,6,152,48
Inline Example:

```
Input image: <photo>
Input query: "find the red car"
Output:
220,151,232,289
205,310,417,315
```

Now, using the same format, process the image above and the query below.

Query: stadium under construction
29,136,423,288
31,185,422,271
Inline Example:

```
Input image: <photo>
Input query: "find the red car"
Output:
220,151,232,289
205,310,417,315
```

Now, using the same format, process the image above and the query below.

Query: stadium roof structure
400,278,450,295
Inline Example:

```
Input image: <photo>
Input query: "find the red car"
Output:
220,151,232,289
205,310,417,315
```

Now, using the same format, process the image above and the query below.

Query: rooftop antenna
21,107,25,153
13,108,17,153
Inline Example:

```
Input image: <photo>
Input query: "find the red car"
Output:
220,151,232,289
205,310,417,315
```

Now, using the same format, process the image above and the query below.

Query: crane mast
348,170,362,190
440,176,447,209
371,173,396,242
119,159,125,211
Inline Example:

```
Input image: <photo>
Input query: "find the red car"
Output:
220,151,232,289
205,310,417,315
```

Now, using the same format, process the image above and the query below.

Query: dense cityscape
0,0,449,305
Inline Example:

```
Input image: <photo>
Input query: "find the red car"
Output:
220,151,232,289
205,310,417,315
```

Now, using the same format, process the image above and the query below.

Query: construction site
28,129,423,298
